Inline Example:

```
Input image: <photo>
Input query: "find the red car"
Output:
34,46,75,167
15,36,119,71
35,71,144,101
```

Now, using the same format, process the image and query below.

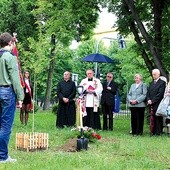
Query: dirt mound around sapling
56,138,77,152
56,137,115,152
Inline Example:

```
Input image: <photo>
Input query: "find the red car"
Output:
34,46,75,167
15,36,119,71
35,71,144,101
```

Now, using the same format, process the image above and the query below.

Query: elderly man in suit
147,69,166,135
101,72,118,131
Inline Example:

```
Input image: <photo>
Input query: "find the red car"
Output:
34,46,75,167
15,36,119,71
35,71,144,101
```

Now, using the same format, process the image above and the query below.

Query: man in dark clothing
56,71,76,128
147,69,166,135
101,72,117,131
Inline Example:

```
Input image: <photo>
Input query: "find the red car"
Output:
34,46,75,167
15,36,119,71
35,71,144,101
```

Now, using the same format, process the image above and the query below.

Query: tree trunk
124,0,168,78
43,34,56,110
123,3,155,76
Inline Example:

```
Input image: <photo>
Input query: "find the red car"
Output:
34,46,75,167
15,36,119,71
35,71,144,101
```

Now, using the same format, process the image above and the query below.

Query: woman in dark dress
56,71,76,128
20,71,33,125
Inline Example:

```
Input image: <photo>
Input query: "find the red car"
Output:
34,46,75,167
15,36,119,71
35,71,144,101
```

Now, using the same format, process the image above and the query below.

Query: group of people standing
127,69,170,137
56,69,118,131
57,68,170,138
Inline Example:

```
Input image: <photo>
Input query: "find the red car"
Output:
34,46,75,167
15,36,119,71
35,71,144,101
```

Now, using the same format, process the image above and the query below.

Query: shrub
30,102,40,113
34,103,40,112
120,103,127,110
52,103,58,114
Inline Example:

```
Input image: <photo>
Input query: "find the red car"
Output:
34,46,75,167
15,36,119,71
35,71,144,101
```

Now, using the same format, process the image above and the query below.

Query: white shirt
79,77,103,107
135,83,141,89
25,78,30,93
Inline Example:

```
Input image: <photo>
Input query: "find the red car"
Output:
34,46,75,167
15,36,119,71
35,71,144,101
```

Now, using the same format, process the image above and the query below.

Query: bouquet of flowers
72,126,101,142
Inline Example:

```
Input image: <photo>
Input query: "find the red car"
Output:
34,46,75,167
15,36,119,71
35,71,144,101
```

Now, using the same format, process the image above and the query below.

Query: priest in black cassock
56,71,76,128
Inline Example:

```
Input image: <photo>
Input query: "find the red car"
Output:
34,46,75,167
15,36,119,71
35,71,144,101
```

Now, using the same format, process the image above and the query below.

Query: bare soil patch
56,138,77,152
56,137,118,152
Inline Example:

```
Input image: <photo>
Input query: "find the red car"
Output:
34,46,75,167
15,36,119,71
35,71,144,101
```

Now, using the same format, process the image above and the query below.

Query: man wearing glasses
101,72,118,131
79,69,103,129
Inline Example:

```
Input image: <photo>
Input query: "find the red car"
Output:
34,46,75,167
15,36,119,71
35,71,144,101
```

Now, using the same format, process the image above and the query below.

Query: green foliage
33,102,40,113
34,0,100,45
117,43,151,101
0,0,39,46
102,0,170,76
74,129,98,143
52,103,58,114
109,41,151,91
30,102,40,113
120,103,127,110
18,33,52,101
20,34,50,74
71,39,98,82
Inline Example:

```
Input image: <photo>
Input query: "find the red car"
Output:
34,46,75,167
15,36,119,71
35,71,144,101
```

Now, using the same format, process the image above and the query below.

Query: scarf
25,81,33,110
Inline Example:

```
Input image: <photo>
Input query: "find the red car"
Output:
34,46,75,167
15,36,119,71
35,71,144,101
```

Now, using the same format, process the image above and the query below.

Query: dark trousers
56,102,76,128
153,115,163,135
83,107,101,130
130,107,145,135
102,104,113,130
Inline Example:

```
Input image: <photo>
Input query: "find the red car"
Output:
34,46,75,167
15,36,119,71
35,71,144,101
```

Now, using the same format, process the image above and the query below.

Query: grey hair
152,69,160,75
134,73,143,80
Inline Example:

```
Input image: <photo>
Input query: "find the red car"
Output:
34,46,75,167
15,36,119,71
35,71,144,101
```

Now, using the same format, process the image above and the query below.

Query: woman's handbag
156,95,170,117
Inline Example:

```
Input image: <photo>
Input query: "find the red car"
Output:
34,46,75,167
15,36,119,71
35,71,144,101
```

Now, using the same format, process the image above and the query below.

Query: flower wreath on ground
71,126,102,143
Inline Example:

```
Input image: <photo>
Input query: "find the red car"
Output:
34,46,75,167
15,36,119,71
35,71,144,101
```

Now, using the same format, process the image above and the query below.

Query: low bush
52,103,58,114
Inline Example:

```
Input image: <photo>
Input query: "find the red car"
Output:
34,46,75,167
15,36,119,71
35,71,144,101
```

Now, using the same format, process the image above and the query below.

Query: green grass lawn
0,110,169,170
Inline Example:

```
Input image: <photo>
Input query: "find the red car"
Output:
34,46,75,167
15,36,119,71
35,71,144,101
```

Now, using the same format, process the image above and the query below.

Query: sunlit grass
0,110,169,170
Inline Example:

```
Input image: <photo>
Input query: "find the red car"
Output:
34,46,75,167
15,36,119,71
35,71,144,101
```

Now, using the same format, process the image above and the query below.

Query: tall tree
101,0,170,78
43,34,56,110
33,0,100,109
0,0,38,46
34,0,100,44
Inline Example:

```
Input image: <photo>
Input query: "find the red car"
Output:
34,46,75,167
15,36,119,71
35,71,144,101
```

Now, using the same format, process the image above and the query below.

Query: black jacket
57,80,76,103
147,78,166,111
101,80,117,106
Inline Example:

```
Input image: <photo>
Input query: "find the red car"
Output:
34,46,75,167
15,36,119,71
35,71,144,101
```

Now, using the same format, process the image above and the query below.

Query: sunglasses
107,76,112,78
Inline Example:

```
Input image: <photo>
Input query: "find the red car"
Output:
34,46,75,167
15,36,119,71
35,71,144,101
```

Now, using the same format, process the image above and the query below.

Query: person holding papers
79,69,103,129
